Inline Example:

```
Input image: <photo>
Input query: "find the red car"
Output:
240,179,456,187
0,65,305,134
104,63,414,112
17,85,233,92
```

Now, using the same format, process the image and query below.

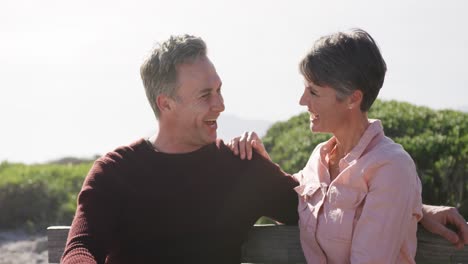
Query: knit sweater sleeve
251,152,299,225
61,158,122,264
215,139,299,225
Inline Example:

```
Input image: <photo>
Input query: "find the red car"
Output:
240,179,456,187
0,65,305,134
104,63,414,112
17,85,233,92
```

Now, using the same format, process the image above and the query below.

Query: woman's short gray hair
140,34,207,119
299,28,387,111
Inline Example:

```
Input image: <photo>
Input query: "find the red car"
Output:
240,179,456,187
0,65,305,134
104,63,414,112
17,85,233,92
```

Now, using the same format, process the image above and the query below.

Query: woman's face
299,79,351,134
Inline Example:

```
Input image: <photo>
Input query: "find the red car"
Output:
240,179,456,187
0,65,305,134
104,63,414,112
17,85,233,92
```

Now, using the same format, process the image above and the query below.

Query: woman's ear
348,90,363,110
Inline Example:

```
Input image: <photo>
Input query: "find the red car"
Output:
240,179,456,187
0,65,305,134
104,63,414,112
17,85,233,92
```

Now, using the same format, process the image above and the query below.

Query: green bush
0,161,92,230
0,181,64,230
263,113,331,174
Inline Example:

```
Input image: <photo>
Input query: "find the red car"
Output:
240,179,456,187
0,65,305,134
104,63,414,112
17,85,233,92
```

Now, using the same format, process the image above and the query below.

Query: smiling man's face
165,55,225,151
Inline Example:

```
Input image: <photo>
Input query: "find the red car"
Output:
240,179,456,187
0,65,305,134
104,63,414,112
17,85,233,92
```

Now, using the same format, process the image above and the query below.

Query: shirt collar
319,119,384,166
344,119,384,164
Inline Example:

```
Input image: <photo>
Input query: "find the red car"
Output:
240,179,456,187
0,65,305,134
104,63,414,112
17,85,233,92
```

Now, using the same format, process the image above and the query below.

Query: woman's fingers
227,137,240,155
228,131,270,161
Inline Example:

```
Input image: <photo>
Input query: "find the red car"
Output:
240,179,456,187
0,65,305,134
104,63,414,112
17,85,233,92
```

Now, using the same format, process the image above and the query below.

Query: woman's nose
299,90,308,106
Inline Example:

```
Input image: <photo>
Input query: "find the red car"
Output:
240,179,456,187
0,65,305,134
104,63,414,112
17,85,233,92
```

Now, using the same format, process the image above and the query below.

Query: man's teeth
205,119,217,125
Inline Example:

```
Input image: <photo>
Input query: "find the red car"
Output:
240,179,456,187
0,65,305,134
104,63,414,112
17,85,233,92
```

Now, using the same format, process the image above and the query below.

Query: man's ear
348,90,363,110
156,94,174,114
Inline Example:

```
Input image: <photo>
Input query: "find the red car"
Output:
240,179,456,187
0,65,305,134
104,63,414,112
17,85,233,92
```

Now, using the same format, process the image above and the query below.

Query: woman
229,29,422,263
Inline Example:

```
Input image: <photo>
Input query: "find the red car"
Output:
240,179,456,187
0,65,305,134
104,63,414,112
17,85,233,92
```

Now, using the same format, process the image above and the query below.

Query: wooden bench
47,225,468,263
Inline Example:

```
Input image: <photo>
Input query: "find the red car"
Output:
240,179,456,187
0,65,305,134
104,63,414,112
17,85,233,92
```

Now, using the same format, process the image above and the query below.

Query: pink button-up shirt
294,119,422,264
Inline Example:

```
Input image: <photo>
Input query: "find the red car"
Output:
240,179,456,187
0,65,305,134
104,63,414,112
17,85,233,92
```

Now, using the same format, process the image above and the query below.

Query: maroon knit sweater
61,139,299,264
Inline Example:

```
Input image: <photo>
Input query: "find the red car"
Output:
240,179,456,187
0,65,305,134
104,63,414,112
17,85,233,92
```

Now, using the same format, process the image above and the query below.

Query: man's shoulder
213,139,260,161
97,138,149,165
83,138,150,184
214,138,288,175
215,138,230,152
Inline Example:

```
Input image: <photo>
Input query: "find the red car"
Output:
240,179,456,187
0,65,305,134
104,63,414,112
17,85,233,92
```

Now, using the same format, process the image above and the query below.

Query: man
62,35,468,263
62,35,298,264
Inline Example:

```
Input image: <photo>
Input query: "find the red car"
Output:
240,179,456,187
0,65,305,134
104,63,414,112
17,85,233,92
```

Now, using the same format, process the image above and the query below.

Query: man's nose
212,94,225,112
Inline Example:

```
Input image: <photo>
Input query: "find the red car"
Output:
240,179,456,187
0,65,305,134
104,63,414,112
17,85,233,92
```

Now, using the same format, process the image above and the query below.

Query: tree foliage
263,99,468,216
0,161,92,230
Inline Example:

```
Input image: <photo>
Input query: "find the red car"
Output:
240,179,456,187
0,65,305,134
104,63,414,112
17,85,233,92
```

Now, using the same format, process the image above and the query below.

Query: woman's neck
332,113,370,158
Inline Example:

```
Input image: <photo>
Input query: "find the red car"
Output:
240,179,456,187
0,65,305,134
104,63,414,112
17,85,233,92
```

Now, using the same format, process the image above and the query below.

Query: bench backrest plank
47,225,468,263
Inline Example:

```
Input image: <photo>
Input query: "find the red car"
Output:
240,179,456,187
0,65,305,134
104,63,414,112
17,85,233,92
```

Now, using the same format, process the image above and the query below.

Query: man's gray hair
140,34,207,119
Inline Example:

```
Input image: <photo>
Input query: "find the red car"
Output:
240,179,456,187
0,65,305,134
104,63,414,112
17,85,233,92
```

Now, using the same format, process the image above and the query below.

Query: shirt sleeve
61,159,121,264
350,155,423,264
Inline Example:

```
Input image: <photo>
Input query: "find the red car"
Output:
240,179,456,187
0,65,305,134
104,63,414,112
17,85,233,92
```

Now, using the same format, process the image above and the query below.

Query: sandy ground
0,230,47,264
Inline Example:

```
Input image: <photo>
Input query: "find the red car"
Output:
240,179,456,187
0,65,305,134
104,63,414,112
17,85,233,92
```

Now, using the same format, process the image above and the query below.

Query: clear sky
1,0,467,164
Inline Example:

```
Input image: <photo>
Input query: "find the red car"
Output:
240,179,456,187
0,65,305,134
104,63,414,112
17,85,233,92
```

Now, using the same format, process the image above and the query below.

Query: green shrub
0,181,64,230
0,161,92,230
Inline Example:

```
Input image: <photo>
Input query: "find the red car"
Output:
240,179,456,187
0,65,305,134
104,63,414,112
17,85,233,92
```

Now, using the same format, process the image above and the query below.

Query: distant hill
217,114,273,142
47,155,100,165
